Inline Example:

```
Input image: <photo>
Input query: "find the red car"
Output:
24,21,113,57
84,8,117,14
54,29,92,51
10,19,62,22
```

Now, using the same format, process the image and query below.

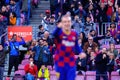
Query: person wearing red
24,57,38,80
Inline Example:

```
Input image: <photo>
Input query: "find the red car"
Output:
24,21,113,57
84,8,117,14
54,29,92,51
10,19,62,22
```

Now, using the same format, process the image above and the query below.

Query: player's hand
57,22,62,28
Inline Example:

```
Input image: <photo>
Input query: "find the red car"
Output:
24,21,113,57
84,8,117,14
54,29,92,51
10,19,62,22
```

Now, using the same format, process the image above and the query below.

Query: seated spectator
38,65,50,80
1,5,9,22
87,51,96,71
83,36,98,52
109,23,117,39
78,38,82,49
24,57,38,80
89,30,105,46
104,30,115,45
108,43,118,58
78,32,87,48
95,48,109,80
9,12,16,25
76,52,87,73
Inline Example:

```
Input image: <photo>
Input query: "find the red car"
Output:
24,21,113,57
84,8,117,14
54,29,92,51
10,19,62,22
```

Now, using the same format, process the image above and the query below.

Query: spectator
43,39,53,66
83,36,98,52
106,0,114,22
1,5,9,21
116,53,120,74
97,2,108,22
79,32,87,48
72,15,84,33
85,47,92,62
32,38,44,69
10,0,21,25
89,30,105,46
0,12,7,36
116,19,120,44
74,4,86,22
21,0,31,25
37,25,46,38
76,52,87,73
6,34,25,77
107,53,115,77
0,44,6,80
109,23,117,39
87,51,96,71
108,43,118,58
24,57,38,80
43,31,53,46
84,15,94,36
94,47,100,56
38,65,50,80
9,12,16,25
95,48,109,80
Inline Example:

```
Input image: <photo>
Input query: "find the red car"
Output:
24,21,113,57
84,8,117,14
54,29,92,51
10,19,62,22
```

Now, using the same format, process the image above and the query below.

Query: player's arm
75,33,82,55
53,21,62,37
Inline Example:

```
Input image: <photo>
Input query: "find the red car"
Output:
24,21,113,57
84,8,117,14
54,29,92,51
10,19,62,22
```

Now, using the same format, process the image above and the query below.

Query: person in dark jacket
32,38,44,70
107,53,115,79
76,52,87,73
0,44,6,80
6,34,25,77
95,48,109,80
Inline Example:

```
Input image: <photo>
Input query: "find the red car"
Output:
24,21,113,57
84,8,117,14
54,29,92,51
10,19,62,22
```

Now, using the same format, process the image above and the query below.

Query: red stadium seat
76,75,85,80
21,59,29,65
18,64,25,70
24,54,30,59
86,71,96,80
111,71,120,80
14,70,25,76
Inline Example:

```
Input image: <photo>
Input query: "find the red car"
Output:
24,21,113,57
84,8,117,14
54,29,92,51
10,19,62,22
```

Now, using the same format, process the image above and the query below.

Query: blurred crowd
0,0,39,37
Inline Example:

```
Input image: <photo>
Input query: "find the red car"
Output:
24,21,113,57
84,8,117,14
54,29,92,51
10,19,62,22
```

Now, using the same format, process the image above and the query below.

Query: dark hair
110,22,116,28
38,25,43,29
29,55,33,59
80,32,86,40
11,12,16,17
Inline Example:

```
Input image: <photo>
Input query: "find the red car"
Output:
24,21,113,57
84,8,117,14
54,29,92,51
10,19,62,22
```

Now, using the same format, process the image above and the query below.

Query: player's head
61,15,72,31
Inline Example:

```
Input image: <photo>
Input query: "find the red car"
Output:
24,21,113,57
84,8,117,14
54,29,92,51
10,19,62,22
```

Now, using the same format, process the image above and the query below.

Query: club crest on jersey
62,40,75,47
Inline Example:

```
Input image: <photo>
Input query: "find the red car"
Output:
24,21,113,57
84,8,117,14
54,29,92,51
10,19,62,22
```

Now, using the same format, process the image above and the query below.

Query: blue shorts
55,64,76,80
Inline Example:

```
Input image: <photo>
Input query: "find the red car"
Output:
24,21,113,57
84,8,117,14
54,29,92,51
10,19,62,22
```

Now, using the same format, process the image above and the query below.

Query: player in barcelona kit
53,15,82,80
